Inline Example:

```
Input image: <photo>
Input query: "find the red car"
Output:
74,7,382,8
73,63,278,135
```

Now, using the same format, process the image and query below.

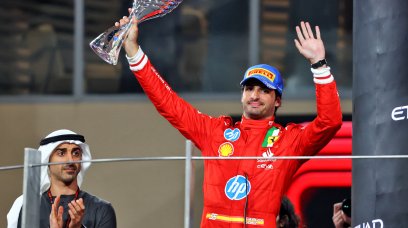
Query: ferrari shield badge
262,127,280,147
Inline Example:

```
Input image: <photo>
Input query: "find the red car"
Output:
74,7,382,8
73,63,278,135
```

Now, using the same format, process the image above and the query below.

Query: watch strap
311,59,327,69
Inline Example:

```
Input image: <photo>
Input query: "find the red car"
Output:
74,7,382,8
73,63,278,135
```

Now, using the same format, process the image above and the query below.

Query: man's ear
275,96,282,108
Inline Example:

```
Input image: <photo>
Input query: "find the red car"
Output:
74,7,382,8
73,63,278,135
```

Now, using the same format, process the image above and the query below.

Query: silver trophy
90,0,183,65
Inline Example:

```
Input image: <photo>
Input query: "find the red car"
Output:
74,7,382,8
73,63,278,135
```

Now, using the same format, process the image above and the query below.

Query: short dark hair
279,197,300,228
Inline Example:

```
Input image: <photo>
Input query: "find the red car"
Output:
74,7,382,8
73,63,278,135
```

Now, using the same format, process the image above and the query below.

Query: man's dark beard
60,165,79,185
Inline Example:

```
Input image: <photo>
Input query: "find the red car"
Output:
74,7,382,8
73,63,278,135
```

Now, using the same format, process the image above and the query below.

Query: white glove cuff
126,46,148,71
311,66,334,84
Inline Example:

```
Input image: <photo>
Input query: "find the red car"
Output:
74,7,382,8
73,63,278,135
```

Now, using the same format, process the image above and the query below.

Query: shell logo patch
218,142,234,157
246,68,276,81
223,128,241,142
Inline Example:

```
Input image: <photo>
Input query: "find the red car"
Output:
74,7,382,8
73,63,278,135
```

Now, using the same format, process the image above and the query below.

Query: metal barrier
2,141,408,228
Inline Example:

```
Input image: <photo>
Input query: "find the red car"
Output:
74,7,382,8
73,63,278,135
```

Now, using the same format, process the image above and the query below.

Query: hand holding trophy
90,0,183,65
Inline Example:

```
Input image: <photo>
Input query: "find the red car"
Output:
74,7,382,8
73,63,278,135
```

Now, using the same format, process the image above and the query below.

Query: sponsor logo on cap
218,142,234,157
246,68,276,82
225,175,251,200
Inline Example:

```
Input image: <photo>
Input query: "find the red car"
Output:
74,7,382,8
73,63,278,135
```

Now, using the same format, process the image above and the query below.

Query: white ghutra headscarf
7,129,92,228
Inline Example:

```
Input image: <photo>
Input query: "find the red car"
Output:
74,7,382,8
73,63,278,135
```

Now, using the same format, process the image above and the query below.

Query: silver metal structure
21,148,41,228
2,141,408,227
184,140,193,228
249,0,261,65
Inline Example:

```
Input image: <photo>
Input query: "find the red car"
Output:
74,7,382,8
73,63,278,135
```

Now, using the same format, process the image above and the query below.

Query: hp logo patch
225,175,251,200
224,128,241,142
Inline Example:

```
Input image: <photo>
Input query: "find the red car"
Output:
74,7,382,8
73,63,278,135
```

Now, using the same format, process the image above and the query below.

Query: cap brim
240,75,277,91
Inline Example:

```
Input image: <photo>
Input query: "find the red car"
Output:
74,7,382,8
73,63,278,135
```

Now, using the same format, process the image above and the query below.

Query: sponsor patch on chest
223,128,241,142
262,127,280,147
218,142,234,157
224,175,251,200
257,148,277,170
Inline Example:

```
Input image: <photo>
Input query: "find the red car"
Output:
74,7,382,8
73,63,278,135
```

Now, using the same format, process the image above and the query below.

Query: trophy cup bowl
90,0,183,65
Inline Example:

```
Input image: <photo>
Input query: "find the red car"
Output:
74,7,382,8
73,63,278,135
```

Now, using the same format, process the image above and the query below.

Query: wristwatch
311,59,327,69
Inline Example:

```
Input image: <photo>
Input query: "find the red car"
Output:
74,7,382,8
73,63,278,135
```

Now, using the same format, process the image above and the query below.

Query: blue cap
240,64,284,96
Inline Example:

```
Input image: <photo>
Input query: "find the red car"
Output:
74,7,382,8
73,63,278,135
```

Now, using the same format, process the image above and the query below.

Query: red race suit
128,48,342,228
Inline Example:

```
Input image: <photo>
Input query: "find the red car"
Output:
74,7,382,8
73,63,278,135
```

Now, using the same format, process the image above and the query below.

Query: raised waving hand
294,21,326,66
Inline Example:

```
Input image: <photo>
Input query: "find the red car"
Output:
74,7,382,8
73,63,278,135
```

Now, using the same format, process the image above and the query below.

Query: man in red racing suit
119,17,342,228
